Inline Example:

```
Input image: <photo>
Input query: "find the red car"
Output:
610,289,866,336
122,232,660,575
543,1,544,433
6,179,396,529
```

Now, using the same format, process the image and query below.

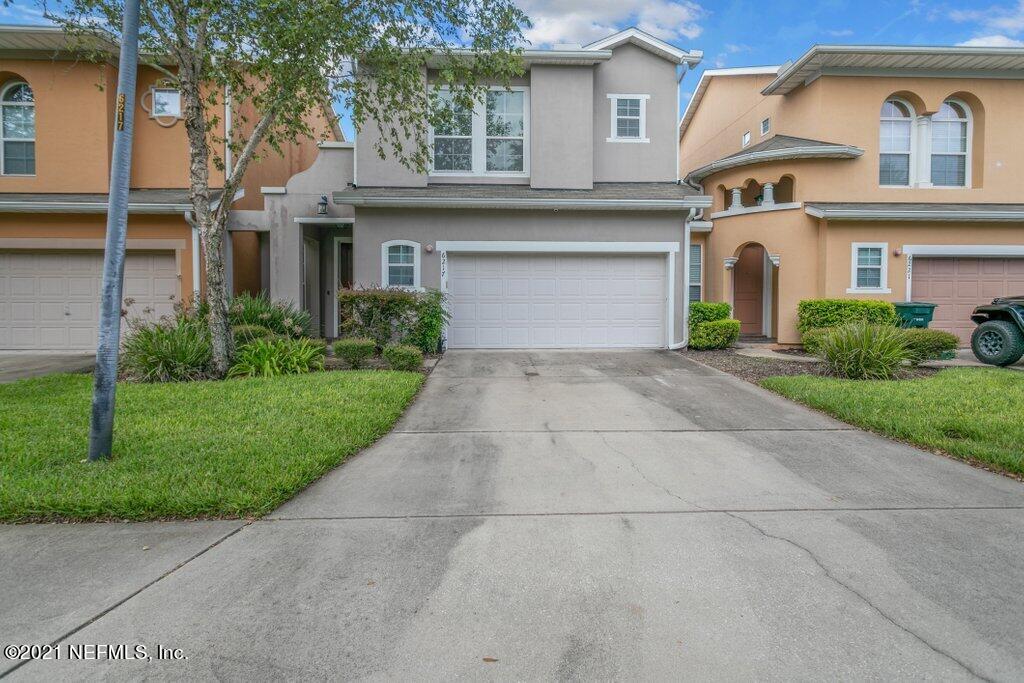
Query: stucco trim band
805,206,1024,221
687,145,863,182
335,196,712,211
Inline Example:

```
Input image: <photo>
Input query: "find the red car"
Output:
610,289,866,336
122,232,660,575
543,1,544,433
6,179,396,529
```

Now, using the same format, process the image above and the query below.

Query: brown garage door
912,257,1024,346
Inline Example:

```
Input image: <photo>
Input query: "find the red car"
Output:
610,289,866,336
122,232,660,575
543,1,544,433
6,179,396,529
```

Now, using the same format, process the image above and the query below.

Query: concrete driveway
4,350,1024,680
0,353,94,383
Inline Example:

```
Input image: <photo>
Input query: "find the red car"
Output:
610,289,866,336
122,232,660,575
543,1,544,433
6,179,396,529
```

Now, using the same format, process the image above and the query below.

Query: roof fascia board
333,194,713,211
817,66,1024,80
583,28,702,65
806,206,1024,221
0,201,192,214
687,144,864,182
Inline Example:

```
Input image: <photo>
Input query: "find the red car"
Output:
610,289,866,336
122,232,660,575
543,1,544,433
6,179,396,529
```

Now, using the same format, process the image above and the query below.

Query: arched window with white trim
1,81,35,175
930,100,970,187
879,98,913,186
381,240,421,289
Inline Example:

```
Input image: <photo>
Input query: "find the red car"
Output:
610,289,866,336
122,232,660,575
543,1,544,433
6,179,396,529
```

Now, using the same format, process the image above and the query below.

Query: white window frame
879,97,916,188
847,242,891,294
606,94,650,144
928,98,972,189
688,243,702,302
428,86,530,177
381,239,422,290
150,87,183,119
760,117,770,136
1,80,35,177
741,131,751,147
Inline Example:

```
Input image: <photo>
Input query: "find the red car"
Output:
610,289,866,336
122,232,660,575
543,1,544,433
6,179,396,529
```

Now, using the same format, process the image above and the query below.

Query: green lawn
0,371,424,522
762,368,1024,476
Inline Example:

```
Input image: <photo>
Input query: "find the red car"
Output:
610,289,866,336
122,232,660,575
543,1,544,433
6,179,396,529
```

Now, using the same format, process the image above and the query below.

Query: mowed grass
0,371,424,522
762,368,1024,476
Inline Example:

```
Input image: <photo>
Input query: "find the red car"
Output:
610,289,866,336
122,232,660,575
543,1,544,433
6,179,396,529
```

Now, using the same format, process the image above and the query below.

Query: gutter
333,195,713,211
805,206,1024,222
686,144,863,184
0,200,196,214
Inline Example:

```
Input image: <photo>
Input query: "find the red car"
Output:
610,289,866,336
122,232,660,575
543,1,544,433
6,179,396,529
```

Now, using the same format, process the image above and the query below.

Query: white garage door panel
448,254,667,348
0,250,179,350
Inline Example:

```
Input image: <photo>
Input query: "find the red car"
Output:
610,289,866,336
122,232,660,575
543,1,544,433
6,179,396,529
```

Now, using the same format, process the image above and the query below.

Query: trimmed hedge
689,301,732,327
690,319,741,350
801,328,830,356
338,288,449,353
902,328,960,365
797,299,899,334
333,337,376,369
383,343,424,371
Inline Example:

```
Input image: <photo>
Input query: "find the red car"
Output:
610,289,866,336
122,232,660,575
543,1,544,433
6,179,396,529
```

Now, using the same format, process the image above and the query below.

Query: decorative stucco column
730,188,743,210
762,183,775,206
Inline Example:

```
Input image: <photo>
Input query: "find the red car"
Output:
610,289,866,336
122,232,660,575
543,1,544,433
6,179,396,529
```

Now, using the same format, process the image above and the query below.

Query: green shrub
227,338,326,378
902,328,960,365
231,324,275,344
690,319,741,350
797,299,899,333
229,292,311,339
121,317,212,382
689,301,732,328
801,328,830,355
338,287,450,353
333,337,376,369
818,321,909,380
382,343,424,371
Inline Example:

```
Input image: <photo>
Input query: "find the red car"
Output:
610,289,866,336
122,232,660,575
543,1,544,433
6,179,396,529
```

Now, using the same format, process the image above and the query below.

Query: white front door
447,253,667,348
0,250,178,350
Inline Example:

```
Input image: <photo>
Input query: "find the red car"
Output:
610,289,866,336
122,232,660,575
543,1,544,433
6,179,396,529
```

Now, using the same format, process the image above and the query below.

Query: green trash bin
893,301,937,328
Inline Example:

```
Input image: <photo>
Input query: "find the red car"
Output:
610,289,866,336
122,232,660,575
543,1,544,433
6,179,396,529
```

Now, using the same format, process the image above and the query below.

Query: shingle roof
805,202,1024,221
721,135,848,159
686,135,863,182
334,182,711,211
0,189,223,213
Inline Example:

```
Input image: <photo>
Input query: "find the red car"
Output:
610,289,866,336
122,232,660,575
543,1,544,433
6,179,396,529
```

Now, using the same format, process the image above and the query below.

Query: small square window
742,131,751,147
760,118,770,136
607,95,648,143
849,244,889,292
151,88,182,118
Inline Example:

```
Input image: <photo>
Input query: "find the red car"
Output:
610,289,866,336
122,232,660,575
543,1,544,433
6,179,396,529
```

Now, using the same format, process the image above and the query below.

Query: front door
734,244,764,336
302,238,320,336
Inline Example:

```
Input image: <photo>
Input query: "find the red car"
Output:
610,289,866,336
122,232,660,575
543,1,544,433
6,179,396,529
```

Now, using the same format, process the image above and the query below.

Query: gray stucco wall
592,44,678,183
352,208,689,345
354,72,429,188
530,65,593,189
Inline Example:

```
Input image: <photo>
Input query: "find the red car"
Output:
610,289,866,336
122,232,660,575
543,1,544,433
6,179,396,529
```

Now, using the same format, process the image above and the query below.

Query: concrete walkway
3,350,1023,680
0,353,94,383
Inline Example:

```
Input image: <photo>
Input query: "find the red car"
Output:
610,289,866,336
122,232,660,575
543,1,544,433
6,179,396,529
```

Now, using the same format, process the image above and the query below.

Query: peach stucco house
0,25,335,351
679,45,1024,346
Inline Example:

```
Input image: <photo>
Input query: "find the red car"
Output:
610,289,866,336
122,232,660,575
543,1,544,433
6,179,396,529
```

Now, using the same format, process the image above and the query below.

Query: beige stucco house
679,45,1024,345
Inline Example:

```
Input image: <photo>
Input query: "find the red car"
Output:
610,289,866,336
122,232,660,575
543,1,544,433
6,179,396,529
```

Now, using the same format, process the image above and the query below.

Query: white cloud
950,1,1024,37
724,43,751,53
827,28,854,37
957,33,1024,46
516,0,706,46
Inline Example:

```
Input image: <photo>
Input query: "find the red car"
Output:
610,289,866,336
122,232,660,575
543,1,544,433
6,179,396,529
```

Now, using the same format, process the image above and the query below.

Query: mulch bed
678,348,936,384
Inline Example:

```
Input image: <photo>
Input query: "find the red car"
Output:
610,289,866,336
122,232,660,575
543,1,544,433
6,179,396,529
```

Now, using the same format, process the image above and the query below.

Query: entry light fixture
317,195,329,216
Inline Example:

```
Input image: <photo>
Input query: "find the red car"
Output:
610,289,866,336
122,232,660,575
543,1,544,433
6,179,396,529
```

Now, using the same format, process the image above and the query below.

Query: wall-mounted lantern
316,195,329,216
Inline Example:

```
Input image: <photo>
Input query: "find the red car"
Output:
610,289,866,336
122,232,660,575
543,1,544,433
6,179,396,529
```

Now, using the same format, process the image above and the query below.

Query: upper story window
741,131,751,147
879,99,913,186
381,240,421,289
879,97,972,188
930,100,969,187
430,87,529,176
760,117,770,136
607,94,649,143
1,81,35,176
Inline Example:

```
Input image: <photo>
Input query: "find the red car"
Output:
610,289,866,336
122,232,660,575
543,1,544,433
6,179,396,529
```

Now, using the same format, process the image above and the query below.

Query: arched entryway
732,243,777,338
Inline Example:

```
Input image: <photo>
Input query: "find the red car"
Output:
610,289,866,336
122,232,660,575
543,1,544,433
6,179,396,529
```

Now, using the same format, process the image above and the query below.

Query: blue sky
2,0,1020,138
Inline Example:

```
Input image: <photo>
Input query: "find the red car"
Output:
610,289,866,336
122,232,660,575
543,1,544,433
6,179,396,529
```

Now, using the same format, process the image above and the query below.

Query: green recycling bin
894,301,937,328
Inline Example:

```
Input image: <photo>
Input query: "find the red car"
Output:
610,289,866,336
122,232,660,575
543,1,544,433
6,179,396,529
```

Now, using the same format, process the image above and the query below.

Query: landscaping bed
0,371,424,522
679,348,934,384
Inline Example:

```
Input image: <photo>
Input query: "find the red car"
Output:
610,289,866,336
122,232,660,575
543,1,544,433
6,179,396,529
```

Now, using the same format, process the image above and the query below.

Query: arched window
930,100,970,187
879,98,913,186
381,240,421,289
1,81,35,175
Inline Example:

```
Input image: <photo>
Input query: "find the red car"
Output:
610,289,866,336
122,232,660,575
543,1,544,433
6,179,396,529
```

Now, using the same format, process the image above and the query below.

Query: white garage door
448,253,668,348
0,250,179,350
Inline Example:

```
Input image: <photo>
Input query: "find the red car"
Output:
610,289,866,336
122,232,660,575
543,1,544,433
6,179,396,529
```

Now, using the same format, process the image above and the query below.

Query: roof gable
583,28,702,66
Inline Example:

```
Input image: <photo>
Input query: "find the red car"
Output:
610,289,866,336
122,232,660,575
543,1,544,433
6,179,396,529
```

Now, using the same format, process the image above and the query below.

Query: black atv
970,296,1024,366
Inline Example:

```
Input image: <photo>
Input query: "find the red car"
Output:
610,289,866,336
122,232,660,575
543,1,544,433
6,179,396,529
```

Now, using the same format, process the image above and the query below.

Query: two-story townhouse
306,28,711,349
0,25,336,351
678,45,1024,346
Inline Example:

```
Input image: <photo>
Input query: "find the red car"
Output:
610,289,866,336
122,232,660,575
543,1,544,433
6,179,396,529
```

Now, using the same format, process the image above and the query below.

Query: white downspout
676,64,684,184
669,207,697,349
224,85,233,179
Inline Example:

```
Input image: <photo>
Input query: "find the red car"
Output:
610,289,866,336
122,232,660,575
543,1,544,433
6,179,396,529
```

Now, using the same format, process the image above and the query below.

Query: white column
730,188,743,210
915,116,932,188
762,182,775,206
